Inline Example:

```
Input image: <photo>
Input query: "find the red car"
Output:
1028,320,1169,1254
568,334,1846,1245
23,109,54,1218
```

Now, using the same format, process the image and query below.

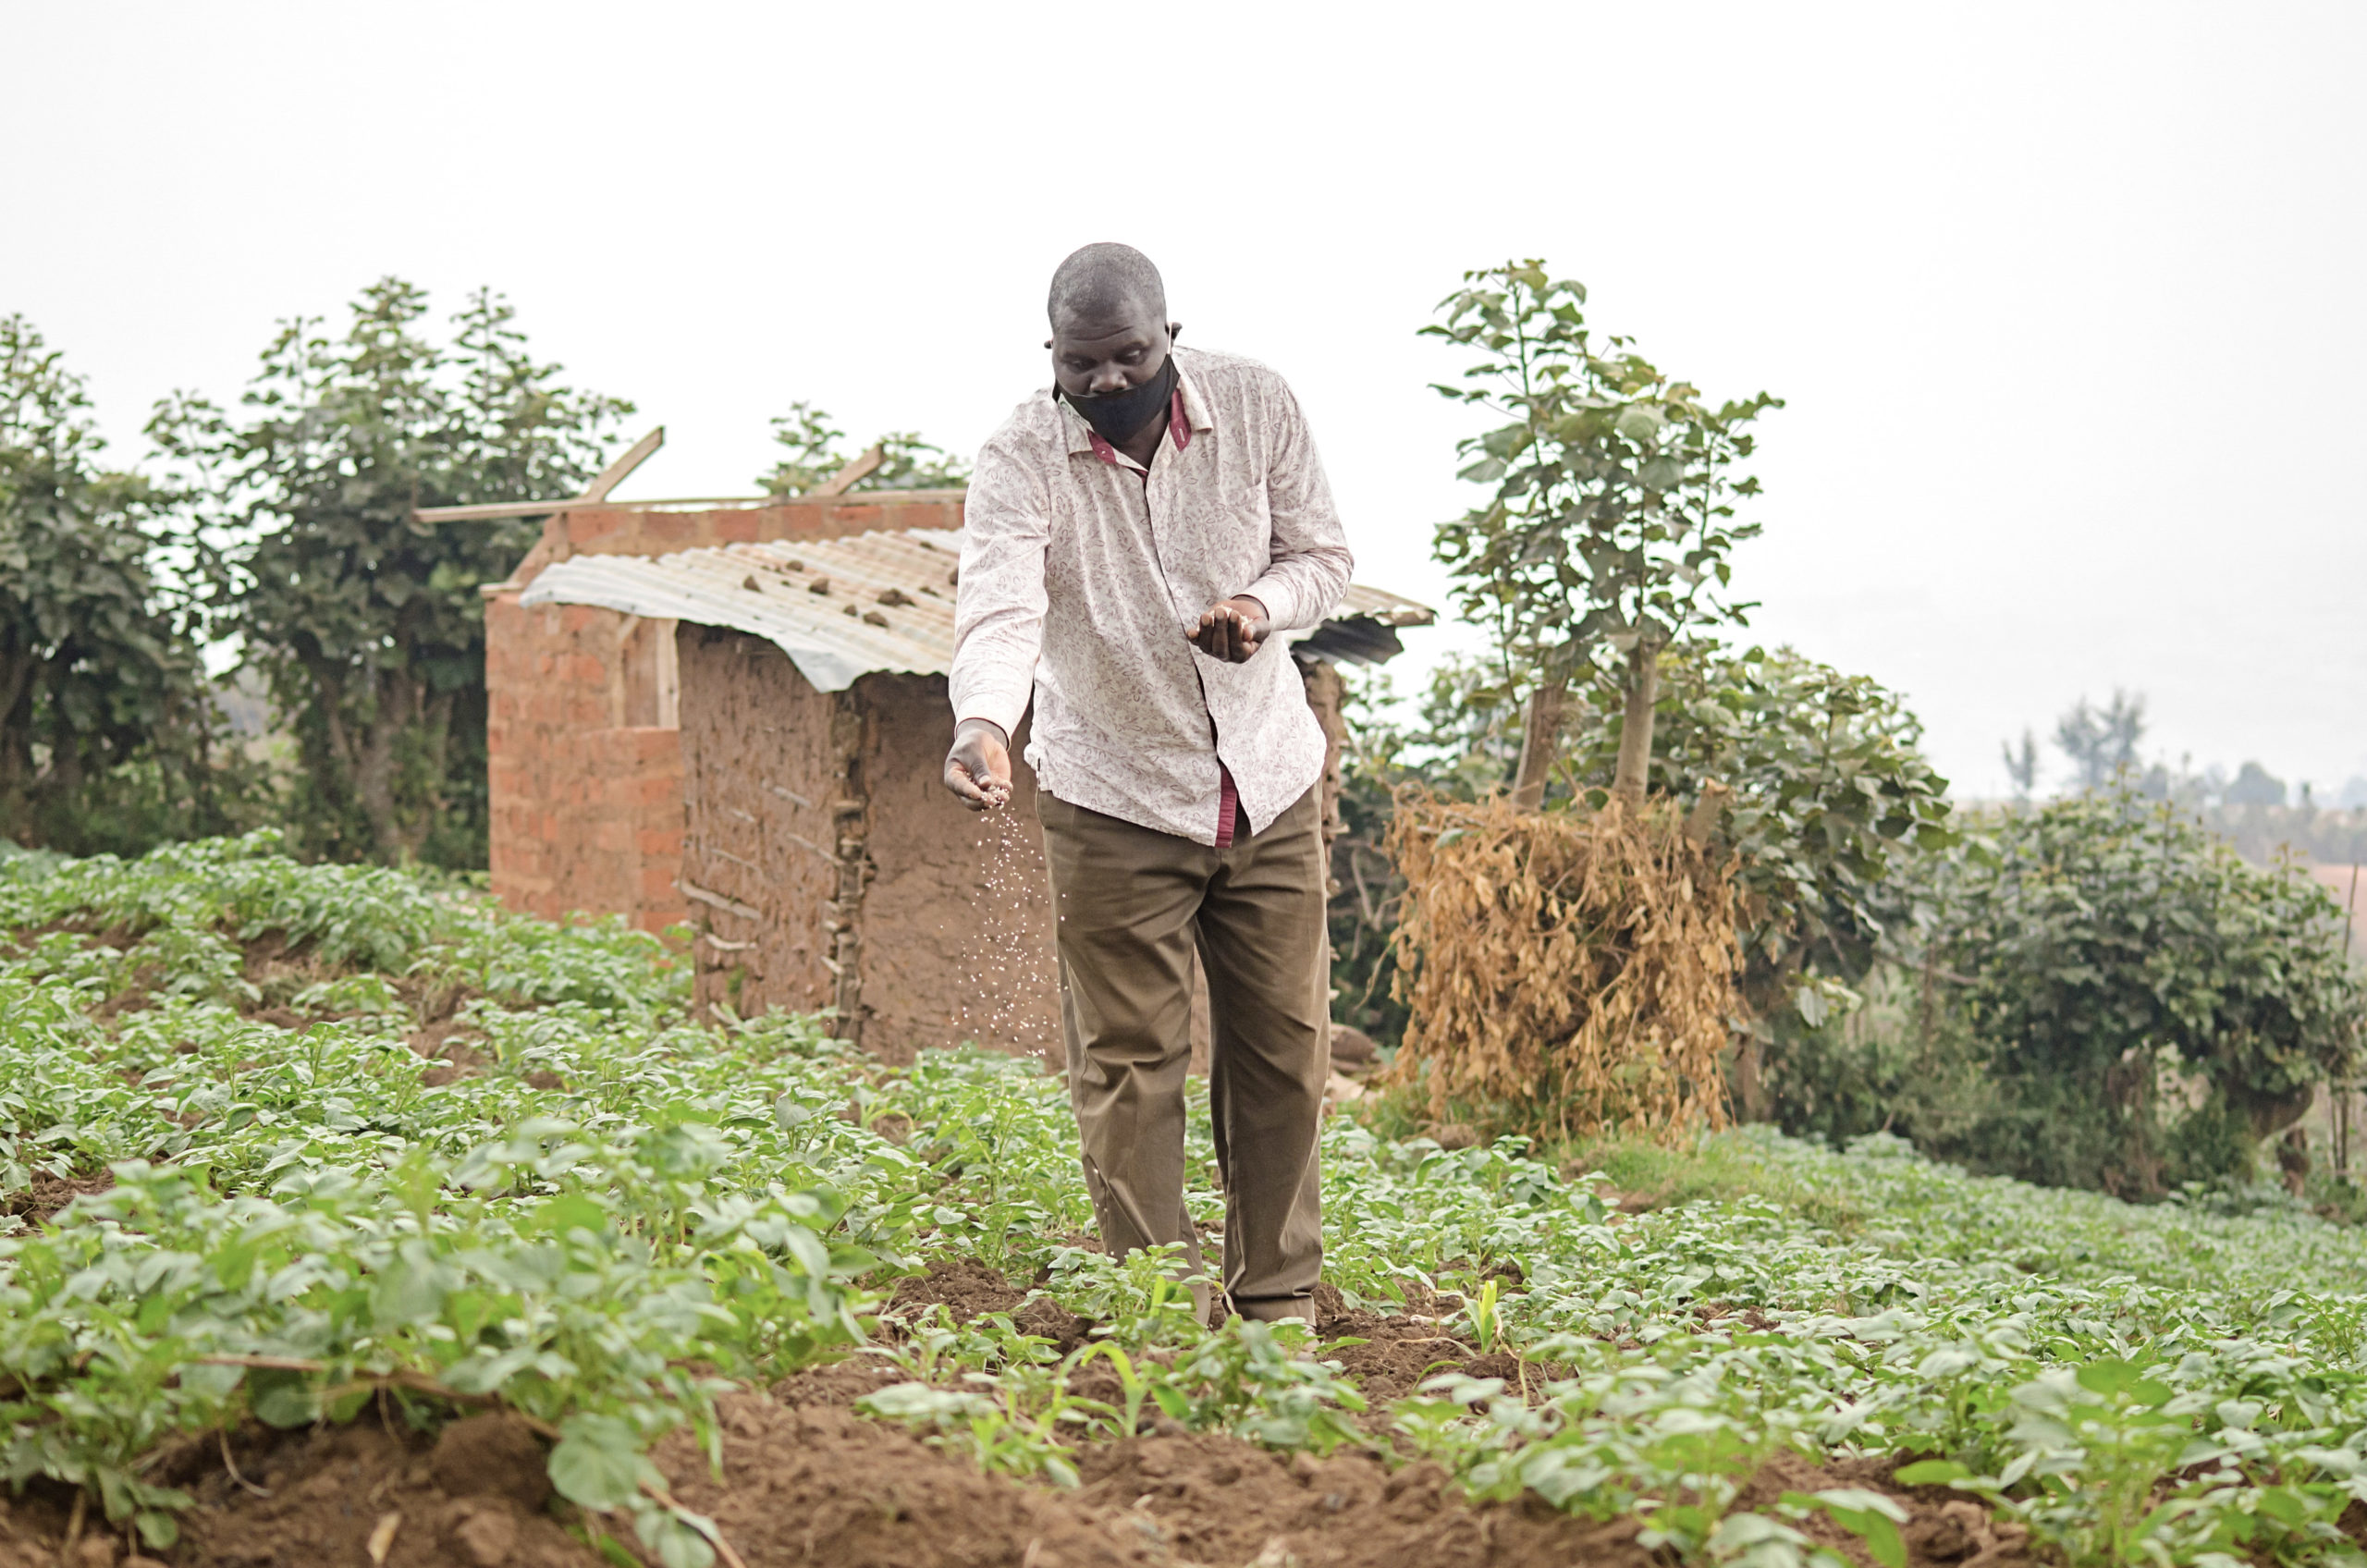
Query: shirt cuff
1241,572,1304,631
950,667,1033,740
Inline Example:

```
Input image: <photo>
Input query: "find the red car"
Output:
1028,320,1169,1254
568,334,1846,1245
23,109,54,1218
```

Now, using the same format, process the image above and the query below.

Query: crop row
4,836,2365,1566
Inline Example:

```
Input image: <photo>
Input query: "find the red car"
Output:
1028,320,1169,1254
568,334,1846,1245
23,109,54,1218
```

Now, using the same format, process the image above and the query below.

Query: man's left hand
1186,595,1270,663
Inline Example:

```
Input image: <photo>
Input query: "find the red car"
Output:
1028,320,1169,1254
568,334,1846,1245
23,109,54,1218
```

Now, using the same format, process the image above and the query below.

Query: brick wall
484,594,685,932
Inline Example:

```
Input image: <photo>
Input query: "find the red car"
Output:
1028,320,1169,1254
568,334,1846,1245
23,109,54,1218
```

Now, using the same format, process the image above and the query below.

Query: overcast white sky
8,2,2362,800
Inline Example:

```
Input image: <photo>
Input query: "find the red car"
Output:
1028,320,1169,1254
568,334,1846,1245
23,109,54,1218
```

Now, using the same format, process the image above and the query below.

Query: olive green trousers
1037,785,1329,1323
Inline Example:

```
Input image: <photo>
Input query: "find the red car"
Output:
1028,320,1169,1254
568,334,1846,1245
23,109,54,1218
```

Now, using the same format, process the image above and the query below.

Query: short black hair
1047,242,1167,325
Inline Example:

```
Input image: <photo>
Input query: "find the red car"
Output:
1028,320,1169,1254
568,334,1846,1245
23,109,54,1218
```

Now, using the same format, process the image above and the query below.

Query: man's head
1046,242,1180,398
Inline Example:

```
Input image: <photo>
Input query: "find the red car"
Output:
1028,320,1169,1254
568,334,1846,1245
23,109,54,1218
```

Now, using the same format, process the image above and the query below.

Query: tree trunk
1509,672,1567,813
352,667,426,864
0,653,36,832
1610,640,1661,809
1734,1029,1767,1124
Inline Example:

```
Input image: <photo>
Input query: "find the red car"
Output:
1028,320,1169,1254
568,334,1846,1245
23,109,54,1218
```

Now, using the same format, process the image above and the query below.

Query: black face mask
1061,352,1177,445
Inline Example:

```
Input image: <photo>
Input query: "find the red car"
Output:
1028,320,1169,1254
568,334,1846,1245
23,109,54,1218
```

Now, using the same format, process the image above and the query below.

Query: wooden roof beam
413,425,666,522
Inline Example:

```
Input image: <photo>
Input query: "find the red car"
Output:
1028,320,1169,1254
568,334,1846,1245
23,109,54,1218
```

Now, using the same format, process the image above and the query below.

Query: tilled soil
161,1415,599,1568
1,1171,116,1230
1736,1452,2033,1568
0,1256,2042,1568
0,1415,601,1568
1309,1283,1560,1403
651,1390,1674,1568
0,1379,2039,1568
1073,1435,1656,1568
888,1255,1096,1352
657,1396,1162,1568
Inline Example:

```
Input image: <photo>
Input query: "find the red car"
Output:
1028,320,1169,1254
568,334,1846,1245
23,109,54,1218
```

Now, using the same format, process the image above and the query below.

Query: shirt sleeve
950,424,1050,738
1240,374,1355,632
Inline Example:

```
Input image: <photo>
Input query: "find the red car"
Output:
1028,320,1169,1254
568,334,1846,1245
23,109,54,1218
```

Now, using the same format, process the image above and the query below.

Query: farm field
5,836,2367,1568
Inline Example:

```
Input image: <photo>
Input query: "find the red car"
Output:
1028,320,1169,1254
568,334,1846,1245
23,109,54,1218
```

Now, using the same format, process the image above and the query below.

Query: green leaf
249,1367,321,1428
1784,1490,1907,1568
369,1246,449,1329
1614,404,1666,441
1891,1460,1971,1487
533,1193,608,1238
1843,1511,1906,1568
2074,1358,2140,1396
550,1415,644,1511
637,1509,717,1568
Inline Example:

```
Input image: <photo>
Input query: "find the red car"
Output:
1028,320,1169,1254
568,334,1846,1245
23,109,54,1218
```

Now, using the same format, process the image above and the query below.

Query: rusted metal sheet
519,529,1432,692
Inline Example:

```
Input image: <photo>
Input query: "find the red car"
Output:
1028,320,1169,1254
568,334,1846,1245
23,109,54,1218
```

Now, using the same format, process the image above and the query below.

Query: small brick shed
484,490,1430,1061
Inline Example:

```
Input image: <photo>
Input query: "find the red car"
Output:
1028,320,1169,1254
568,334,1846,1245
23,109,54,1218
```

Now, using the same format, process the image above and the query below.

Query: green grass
1563,1130,1867,1235
6,835,2367,1567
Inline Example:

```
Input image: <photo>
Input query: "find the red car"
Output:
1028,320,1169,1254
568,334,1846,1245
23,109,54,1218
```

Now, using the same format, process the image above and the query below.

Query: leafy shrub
1796,791,2365,1195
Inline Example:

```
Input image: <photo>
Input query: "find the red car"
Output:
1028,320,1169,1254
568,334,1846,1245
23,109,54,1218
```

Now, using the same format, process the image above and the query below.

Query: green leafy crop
6,837,2367,1566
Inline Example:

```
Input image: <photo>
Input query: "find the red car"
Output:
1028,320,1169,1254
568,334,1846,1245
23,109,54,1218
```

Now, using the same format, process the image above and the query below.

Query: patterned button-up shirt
951,347,1355,845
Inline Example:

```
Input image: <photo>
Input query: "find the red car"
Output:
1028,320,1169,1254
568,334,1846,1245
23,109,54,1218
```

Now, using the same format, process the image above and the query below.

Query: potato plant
5,835,2366,1566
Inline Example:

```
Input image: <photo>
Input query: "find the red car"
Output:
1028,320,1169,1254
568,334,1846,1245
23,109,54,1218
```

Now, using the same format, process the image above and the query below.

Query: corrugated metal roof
518,529,1433,693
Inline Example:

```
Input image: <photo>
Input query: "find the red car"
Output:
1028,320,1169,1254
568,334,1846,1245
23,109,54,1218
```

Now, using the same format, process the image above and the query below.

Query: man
944,242,1353,1325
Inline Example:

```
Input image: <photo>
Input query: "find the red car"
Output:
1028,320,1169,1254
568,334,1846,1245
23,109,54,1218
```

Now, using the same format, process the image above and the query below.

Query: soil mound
653,1391,1663,1568
888,1256,1031,1322
771,1357,911,1409
1309,1284,1558,1404
2,1172,115,1231
0,1390,2042,1568
886,1257,1092,1351
1735,1452,2035,1568
1078,1435,1655,1568
427,1414,554,1511
653,1394,1158,1568
168,1419,595,1568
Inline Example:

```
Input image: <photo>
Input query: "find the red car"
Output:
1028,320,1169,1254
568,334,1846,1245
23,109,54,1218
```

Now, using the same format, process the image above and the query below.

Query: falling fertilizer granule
947,794,1055,1054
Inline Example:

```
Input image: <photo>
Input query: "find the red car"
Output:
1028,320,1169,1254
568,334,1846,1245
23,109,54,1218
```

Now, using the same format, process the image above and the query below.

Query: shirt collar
1057,352,1210,471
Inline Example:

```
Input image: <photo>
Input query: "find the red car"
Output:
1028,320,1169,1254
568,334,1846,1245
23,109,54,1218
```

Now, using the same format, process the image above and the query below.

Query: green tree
0,316,235,853
1425,262,1779,809
2224,759,2287,808
2001,729,2039,798
756,401,969,497
1574,644,1955,1003
1557,643,1956,1115
2053,689,2145,791
158,280,632,865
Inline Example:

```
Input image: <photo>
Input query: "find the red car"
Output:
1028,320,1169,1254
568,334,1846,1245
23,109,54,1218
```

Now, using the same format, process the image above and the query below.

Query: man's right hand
944,717,1013,811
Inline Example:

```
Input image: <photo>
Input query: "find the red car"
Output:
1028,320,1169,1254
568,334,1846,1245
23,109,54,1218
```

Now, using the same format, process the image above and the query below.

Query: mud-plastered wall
671,631,1352,1070
677,626,842,1023
852,672,1059,1064
485,594,684,932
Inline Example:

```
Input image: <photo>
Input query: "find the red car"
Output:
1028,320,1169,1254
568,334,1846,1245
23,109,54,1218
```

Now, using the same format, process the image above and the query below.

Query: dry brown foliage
1382,791,1741,1145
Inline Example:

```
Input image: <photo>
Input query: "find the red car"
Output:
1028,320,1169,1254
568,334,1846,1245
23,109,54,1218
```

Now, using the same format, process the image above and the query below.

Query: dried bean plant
1383,791,1740,1145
